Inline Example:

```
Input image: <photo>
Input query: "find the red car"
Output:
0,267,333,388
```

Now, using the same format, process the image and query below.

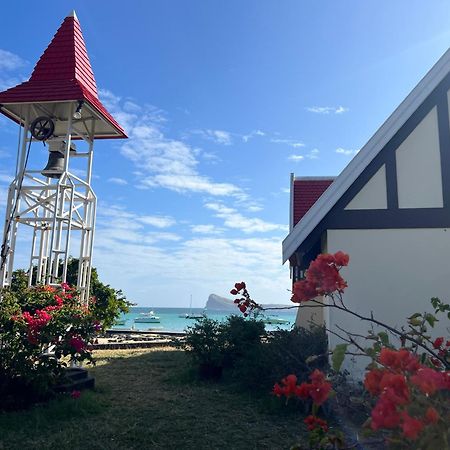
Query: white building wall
396,107,443,208
345,164,387,210
325,228,450,377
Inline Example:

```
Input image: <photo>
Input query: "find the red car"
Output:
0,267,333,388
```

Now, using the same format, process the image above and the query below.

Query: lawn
0,348,307,450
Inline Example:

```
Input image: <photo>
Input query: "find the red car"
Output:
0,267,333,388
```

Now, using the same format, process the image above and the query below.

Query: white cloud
0,173,13,183
336,147,358,156
288,148,319,162
205,202,287,233
191,224,223,235
191,129,232,145
0,49,26,71
100,93,246,198
93,229,291,307
108,177,128,185
0,185,7,207
138,215,176,228
0,49,27,91
306,106,349,114
271,138,305,148
242,129,265,143
247,205,263,212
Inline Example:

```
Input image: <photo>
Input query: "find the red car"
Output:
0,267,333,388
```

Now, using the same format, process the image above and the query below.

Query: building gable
283,49,450,262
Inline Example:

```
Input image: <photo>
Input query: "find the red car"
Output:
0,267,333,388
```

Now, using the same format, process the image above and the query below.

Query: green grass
0,348,307,450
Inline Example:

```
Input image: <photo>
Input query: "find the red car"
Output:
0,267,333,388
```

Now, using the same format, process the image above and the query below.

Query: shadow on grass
0,348,306,450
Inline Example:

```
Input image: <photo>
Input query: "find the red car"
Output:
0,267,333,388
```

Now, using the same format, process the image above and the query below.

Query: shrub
0,284,98,410
180,314,328,390
180,317,227,379
232,325,329,392
221,315,266,368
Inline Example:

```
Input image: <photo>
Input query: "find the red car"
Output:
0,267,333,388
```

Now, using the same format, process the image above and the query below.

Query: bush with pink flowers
0,283,99,410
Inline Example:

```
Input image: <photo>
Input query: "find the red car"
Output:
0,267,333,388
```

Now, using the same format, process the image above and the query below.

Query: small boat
113,319,126,326
134,311,160,323
178,295,205,319
261,316,290,325
180,313,205,319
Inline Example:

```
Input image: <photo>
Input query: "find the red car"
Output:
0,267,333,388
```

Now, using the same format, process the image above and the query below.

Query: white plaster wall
345,165,387,210
325,228,450,377
396,107,443,208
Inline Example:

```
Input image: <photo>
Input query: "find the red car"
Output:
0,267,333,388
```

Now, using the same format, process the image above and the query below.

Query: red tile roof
292,179,334,227
0,13,126,139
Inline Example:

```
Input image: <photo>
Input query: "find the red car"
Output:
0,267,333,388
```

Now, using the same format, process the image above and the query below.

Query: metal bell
41,151,65,178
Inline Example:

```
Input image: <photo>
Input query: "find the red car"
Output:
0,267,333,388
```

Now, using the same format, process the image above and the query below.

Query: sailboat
179,295,205,319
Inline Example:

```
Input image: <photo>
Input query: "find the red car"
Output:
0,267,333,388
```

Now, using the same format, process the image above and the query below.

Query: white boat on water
261,316,290,325
134,311,160,323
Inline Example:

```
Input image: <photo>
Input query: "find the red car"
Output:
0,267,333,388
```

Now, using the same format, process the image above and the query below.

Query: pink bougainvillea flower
433,337,444,349
410,368,445,395
71,390,81,399
371,397,400,430
364,368,384,396
304,415,328,432
69,336,86,353
400,412,424,440
425,407,440,424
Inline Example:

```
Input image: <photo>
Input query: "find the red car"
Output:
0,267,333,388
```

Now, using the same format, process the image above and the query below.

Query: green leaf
378,331,389,346
409,318,422,327
332,343,348,372
425,313,438,328
407,313,422,320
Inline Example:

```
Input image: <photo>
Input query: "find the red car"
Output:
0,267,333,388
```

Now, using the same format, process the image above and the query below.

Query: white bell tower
0,11,127,302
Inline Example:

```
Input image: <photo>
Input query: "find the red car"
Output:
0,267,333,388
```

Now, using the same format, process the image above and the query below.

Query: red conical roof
0,11,126,139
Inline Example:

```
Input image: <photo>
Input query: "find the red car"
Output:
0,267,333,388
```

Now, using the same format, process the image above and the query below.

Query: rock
205,294,290,313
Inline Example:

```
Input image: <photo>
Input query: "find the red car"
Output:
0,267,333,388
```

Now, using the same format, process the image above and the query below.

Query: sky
0,1,449,307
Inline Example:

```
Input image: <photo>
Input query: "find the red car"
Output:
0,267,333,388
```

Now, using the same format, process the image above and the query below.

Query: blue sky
0,1,449,307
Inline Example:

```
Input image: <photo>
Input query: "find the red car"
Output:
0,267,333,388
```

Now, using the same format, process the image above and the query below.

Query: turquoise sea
113,307,297,333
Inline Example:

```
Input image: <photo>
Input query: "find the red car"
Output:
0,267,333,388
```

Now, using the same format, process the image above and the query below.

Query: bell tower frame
0,11,126,302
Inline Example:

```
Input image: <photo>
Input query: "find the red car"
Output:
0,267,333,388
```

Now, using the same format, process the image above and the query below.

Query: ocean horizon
113,306,297,333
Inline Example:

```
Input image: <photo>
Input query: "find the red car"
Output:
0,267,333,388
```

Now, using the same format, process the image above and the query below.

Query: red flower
308,381,332,406
410,368,445,395
309,369,326,384
304,415,328,432
308,370,332,406
71,390,81,399
364,368,384,396
333,251,349,267
291,280,317,303
379,348,421,373
424,407,440,424
291,252,349,303
230,289,238,295
371,397,400,430
433,337,444,349
379,373,409,405
238,304,247,314
400,412,424,440
295,382,311,399
69,336,86,353
273,383,284,397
